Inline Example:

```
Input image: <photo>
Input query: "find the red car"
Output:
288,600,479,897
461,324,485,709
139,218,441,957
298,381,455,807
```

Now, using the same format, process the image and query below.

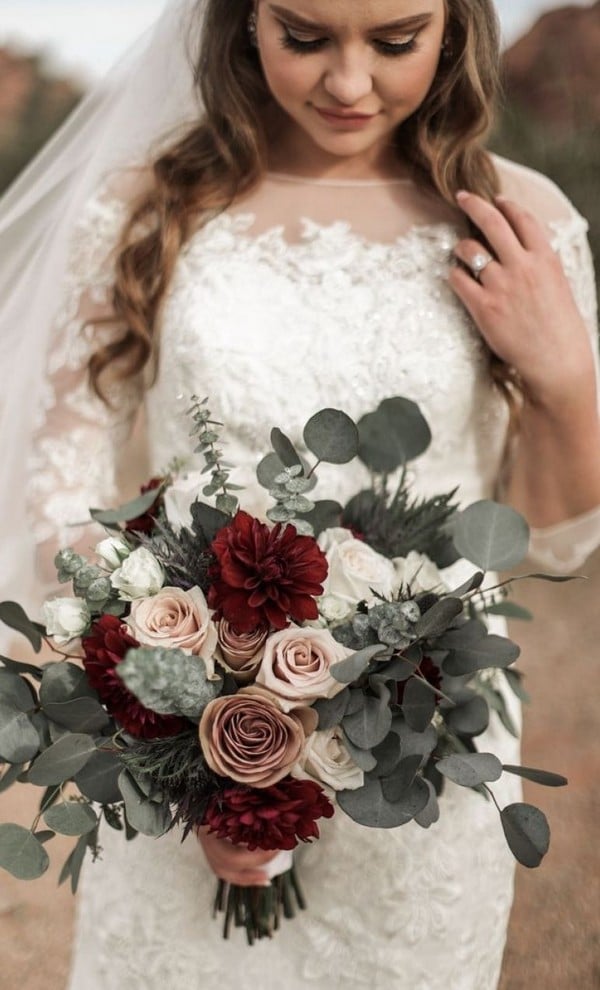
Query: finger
447,263,487,321
453,239,501,284
456,191,524,264
493,196,553,253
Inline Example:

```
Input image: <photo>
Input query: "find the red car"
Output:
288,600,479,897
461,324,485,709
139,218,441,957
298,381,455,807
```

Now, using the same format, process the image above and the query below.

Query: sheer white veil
0,0,207,625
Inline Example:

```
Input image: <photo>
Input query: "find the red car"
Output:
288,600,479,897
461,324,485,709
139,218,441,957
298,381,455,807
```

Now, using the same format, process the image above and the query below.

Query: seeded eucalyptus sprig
188,396,243,516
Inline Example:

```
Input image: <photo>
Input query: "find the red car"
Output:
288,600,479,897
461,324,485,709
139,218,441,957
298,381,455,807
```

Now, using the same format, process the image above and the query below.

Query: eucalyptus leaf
453,501,530,571
376,655,414,682
342,694,392,749
402,678,436,732
502,765,568,787
338,776,418,828
371,732,401,777
44,801,98,836
270,428,302,468
0,655,44,680
58,833,90,893
330,645,389,684
448,571,485,598
34,830,56,844
485,602,533,621
117,646,221,718
28,733,97,785
300,500,343,536
357,398,431,473
119,770,172,837
257,452,287,489
40,662,97,706
380,754,422,800
312,688,350,730
0,602,43,652
445,694,490,737
0,702,40,763
381,773,430,818
303,409,359,464
413,598,463,639
0,824,49,879
0,761,25,793
340,731,377,772
74,749,123,804
436,752,503,788
390,715,438,765
443,635,520,676
414,778,440,828
500,802,550,868
43,697,110,734
190,501,230,543
503,668,531,704
0,670,36,711
90,488,162,526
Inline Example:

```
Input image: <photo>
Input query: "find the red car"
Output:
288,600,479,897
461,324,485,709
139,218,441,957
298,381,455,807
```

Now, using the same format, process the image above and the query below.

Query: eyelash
279,26,419,57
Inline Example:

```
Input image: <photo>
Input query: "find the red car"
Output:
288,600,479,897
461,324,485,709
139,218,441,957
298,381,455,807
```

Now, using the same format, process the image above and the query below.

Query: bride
1,0,599,987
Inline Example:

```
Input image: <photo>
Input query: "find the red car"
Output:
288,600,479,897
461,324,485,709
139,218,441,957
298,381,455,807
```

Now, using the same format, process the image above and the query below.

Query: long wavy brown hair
89,0,520,424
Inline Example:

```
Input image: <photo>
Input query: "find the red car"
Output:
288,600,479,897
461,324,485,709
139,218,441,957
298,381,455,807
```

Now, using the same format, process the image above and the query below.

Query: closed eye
279,26,420,57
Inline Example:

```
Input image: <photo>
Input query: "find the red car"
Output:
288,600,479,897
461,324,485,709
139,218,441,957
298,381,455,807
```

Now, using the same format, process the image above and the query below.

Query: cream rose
163,470,204,532
297,727,364,792
254,625,351,712
42,597,90,646
125,585,219,680
95,535,131,571
215,620,268,684
392,551,448,596
110,547,164,601
199,685,318,787
318,527,396,605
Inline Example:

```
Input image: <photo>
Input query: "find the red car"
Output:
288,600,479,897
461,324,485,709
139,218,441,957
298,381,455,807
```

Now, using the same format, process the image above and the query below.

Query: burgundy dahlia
81,614,187,739
203,776,335,851
208,510,328,632
125,476,165,535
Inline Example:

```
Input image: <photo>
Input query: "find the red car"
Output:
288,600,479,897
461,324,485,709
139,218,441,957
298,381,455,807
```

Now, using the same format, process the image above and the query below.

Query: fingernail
495,194,508,203
456,190,469,202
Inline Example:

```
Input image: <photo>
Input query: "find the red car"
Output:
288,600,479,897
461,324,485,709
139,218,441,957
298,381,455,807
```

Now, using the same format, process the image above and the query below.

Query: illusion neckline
265,171,414,188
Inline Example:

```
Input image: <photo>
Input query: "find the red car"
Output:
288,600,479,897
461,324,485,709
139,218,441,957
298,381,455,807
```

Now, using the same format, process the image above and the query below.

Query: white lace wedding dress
25,156,598,990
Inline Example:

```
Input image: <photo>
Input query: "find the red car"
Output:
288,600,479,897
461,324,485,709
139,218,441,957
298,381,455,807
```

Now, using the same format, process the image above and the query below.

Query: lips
315,107,375,120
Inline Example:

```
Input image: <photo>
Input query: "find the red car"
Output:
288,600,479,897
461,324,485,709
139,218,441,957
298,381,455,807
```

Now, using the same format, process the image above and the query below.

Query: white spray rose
317,527,396,606
110,547,164,601
318,595,354,624
95,535,132,571
42,597,91,645
296,727,364,793
392,551,448,596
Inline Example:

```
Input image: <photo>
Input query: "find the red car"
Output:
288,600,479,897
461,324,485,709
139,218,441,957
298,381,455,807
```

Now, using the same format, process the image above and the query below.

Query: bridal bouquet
0,396,568,943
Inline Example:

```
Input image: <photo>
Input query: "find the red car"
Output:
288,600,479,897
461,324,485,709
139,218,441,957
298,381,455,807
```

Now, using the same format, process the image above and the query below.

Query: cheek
261,47,321,104
383,52,442,111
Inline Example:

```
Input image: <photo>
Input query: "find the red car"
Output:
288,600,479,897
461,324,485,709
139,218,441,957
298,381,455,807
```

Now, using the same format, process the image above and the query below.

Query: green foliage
188,396,241,516
117,646,222,718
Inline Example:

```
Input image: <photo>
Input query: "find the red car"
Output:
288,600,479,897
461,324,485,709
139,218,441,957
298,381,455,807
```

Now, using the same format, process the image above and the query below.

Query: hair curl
89,0,521,428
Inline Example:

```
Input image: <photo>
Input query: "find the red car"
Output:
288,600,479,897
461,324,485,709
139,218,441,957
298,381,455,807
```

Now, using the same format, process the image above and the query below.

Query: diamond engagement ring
470,252,494,280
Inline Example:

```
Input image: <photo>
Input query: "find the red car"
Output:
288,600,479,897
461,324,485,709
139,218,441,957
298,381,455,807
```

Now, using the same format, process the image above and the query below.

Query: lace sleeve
494,156,600,571
26,176,147,599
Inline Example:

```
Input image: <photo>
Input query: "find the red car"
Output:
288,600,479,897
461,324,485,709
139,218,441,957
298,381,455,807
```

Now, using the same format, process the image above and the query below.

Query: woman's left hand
448,190,596,409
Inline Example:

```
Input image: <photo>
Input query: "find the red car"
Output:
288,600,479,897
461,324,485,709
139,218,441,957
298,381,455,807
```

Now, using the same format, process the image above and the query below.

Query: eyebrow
268,5,434,32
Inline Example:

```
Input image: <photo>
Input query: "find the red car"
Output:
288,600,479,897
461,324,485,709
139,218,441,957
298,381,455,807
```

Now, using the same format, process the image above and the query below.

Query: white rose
110,547,164,601
255,625,351,712
95,535,131,571
317,527,396,605
296,727,364,793
319,595,353,624
125,586,220,680
163,471,204,532
392,551,448,596
42,597,91,646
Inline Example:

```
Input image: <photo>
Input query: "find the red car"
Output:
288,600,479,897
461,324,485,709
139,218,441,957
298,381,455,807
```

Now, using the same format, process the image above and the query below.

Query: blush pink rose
215,620,269,684
125,585,219,679
255,626,351,712
198,685,317,788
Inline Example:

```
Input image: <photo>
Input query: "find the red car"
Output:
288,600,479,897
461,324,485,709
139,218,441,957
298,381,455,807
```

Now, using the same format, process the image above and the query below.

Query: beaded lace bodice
25,157,599,990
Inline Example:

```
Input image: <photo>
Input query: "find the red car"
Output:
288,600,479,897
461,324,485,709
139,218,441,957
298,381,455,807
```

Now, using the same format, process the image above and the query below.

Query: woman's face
255,0,447,174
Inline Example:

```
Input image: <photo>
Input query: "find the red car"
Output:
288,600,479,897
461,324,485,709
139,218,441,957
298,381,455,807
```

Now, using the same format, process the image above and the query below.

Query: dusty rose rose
254,625,351,712
199,685,318,788
215,620,268,684
125,586,219,680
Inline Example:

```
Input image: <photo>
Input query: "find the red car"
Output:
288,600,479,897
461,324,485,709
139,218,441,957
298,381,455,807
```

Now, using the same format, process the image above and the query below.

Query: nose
322,47,374,106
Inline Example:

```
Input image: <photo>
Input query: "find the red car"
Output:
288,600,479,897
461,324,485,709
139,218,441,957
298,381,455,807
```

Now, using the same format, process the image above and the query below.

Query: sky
0,0,596,84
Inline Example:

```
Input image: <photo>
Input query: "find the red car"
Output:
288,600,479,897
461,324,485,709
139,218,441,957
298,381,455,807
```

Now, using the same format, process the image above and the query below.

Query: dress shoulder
490,152,586,233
